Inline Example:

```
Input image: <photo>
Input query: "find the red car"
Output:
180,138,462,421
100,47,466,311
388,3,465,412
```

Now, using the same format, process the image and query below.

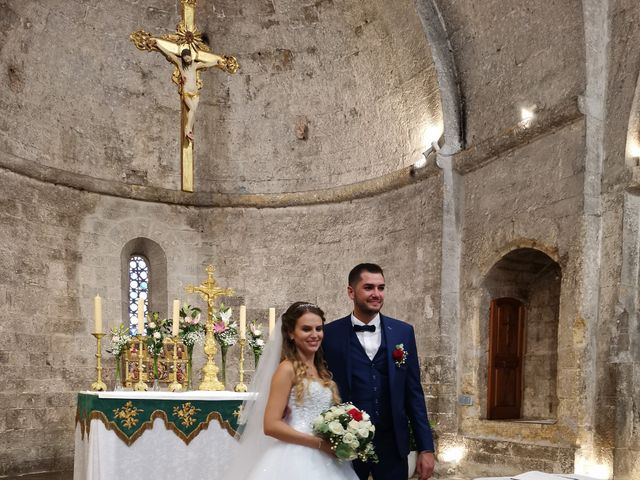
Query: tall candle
137,298,145,335
94,295,102,334
268,307,276,336
172,299,180,337
239,305,246,339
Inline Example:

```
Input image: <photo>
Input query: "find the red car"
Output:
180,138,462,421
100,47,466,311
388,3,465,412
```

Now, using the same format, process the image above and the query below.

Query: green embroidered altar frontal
76,392,246,446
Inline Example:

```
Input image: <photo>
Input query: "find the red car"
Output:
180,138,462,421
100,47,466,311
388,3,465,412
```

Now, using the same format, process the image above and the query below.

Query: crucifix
130,0,239,193
186,265,234,390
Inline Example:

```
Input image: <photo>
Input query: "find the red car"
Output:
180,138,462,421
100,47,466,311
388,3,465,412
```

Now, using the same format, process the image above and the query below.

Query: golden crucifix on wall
130,0,239,192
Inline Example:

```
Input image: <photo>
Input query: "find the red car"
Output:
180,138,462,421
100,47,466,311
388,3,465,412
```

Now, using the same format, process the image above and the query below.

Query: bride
224,302,359,480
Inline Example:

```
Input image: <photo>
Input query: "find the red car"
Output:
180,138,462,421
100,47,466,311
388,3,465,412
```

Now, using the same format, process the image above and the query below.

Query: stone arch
120,237,168,325
479,247,562,420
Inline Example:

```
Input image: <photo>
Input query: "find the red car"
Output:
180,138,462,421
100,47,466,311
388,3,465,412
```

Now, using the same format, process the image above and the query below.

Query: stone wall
454,119,586,477
0,0,441,195
0,168,443,477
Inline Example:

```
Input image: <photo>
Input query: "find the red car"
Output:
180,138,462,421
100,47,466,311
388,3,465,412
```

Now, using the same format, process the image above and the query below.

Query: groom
323,263,435,480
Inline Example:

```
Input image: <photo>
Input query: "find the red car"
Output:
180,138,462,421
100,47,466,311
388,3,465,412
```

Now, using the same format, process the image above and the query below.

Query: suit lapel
338,316,353,392
382,315,399,389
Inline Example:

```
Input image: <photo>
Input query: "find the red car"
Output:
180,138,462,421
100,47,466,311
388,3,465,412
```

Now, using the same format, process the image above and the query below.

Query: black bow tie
353,324,376,333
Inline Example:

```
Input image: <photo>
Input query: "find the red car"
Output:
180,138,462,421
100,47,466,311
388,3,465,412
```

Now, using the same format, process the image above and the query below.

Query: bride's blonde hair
280,302,340,405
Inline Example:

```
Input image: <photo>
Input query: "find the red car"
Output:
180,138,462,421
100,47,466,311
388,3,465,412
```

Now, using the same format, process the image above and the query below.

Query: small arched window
128,254,150,334
121,237,167,331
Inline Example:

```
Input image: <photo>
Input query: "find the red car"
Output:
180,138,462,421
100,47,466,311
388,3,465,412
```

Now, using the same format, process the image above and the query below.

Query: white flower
343,432,357,445
362,412,370,421
328,420,344,435
219,309,232,323
312,416,324,429
348,420,360,430
253,329,262,337
357,427,370,438
153,332,161,339
256,339,265,347
148,322,156,329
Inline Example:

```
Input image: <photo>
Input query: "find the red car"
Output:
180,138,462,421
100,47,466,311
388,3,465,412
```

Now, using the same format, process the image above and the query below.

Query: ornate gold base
234,382,247,392
134,380,148,391
91,380,107,391
169,381,183,392
198,361,224,391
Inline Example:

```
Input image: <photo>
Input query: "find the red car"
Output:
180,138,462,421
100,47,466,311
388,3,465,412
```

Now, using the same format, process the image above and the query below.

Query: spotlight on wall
519,105,537,128
439,445,466,463
574,454,612,480
627,139,640,165
411,141,441,175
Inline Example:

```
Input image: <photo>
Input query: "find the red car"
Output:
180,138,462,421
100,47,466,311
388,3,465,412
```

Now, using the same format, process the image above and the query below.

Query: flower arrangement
179,304,204,389
247,320,266,367
107,323,131,390
312,403,378,462
145,312,169,387
213,303,237,385
213,303,237,349
107,323,131,357
179,304,205,349
392,343,408,367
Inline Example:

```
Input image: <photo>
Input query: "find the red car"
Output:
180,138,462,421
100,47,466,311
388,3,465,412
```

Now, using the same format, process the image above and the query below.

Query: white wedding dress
242,379,359,480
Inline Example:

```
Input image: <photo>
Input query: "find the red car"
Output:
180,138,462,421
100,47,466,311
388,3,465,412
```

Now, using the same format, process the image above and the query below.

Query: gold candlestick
91,333,107,391
234,338,248,392
168,336,183,392
186,265,234,391
133,335,148,391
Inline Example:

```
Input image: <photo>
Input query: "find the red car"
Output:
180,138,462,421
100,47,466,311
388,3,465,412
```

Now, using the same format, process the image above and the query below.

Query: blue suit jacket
323,314,434,455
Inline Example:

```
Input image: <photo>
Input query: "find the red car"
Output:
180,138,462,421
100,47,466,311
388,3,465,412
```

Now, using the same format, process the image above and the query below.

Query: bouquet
107,323,131,357
145,312,169,357
213,303,238,349
247,320,266,367
179,304,205,349
213,303,236,384
312,403,378,462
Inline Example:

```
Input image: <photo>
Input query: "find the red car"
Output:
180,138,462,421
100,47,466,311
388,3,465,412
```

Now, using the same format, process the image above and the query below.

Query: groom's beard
354,297,383,317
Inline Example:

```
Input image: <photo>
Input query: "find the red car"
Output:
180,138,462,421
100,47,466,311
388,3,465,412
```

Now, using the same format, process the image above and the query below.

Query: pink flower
192,314,201,325
213,321,226,333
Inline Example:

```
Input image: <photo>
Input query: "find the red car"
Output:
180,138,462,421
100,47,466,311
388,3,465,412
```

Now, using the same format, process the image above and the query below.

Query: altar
73,391,253,480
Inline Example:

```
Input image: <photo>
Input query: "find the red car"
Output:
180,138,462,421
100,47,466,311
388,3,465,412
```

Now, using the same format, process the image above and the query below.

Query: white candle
172,299,180,337
94,295,102,334
239,305,246,339
268,307,276,336
137,298,145,335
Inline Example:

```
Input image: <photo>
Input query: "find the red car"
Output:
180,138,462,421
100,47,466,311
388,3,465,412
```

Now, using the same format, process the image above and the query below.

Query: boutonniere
392,343,408,367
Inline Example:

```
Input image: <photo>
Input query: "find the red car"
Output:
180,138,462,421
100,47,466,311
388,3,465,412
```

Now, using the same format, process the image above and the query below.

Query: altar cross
130,0,239,192
185,265,234,308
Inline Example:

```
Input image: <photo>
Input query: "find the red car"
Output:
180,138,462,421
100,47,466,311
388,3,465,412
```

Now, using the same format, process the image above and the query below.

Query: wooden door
487,298,525,420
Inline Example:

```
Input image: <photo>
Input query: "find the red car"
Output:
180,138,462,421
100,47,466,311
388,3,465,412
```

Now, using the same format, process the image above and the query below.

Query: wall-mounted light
411,141,441,175
519,105,537,128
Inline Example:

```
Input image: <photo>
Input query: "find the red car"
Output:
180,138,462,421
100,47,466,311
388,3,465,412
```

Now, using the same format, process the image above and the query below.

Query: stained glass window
129,255,149,334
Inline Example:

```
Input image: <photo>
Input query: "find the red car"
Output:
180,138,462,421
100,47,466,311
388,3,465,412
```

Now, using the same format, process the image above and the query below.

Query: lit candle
239,305,246,339
268,307,276,336
94,295,102,334
172,299,180,337
137,298,145,335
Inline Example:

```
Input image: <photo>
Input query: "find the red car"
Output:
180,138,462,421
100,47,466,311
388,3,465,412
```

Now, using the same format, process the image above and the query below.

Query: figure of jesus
151,39,223,141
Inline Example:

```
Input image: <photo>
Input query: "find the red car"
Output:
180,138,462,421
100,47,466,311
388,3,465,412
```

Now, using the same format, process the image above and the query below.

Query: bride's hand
318,438,335,456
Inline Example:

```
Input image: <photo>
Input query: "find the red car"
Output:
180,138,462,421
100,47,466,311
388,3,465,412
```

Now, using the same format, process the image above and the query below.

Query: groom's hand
415,451,435,480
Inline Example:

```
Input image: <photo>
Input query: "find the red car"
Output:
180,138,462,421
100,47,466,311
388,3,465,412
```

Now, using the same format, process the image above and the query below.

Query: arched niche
480,248,561,421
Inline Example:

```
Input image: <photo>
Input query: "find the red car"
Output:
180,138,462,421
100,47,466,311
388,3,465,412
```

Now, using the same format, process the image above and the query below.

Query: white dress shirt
351,313,382,360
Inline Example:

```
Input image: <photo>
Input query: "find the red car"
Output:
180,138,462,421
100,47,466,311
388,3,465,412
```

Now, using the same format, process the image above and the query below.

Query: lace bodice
286,379,333,434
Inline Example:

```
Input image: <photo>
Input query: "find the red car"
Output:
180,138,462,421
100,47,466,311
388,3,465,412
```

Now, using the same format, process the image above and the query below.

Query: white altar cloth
73,391,252,480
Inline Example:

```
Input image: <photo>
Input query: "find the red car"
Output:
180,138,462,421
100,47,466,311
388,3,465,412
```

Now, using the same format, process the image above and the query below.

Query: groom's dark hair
348,263,384,287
